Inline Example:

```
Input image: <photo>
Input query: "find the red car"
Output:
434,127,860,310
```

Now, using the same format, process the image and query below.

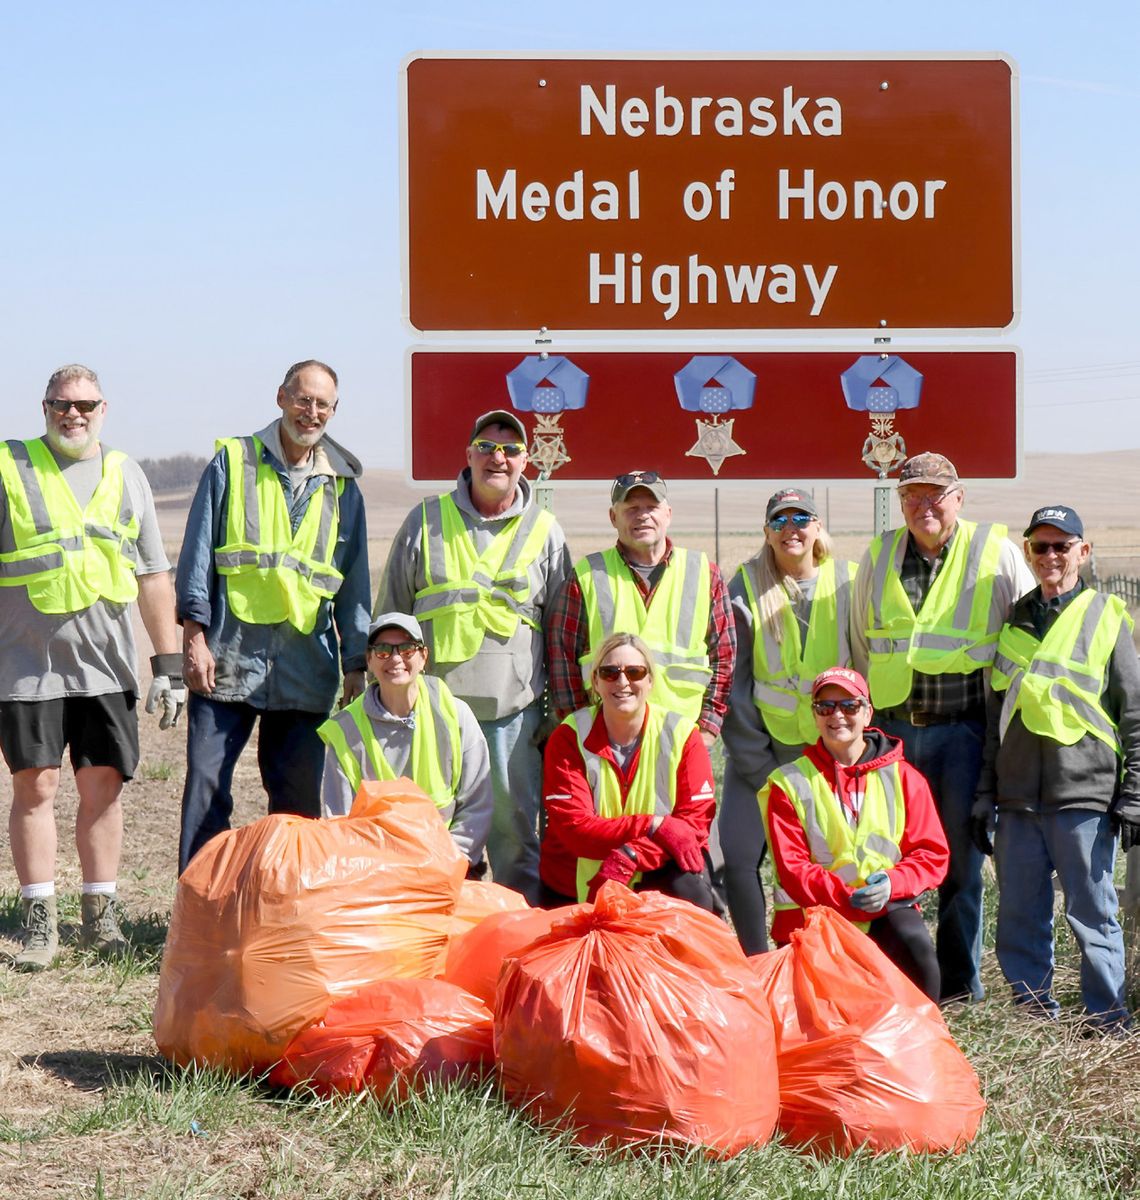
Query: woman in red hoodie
759,666,949,999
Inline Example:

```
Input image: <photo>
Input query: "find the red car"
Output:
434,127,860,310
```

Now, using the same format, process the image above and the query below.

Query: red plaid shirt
546,539,736,737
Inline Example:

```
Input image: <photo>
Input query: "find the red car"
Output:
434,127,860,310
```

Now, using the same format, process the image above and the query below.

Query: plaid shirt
546,539,735,736
893,529,985,719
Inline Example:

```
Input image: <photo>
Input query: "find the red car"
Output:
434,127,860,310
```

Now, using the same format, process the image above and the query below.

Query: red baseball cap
811,666,870,700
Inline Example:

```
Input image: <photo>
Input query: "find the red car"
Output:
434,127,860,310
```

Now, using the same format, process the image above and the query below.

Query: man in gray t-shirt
0,364,181,971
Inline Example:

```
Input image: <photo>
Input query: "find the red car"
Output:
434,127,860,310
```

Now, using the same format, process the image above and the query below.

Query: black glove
1111,794,1140,852
968,796,996,857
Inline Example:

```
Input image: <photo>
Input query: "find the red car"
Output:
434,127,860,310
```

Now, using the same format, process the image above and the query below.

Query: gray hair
280,360,338,390
44,364,102,401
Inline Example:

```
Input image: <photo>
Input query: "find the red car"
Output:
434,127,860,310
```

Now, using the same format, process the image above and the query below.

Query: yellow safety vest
758,755,905,932
0,438,139,614
864,519,1006,707
213,436,344,635
412,494,556,663
739,557,857,745
317,675,463,819
991,588,1130,754
567,703,692,902
575,547,712,721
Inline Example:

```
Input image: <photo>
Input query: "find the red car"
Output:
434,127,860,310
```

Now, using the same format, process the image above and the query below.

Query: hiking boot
12,895,59,972
79,893,128,958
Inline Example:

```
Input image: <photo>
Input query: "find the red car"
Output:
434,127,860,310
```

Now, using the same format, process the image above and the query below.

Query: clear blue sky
1,1,1136,466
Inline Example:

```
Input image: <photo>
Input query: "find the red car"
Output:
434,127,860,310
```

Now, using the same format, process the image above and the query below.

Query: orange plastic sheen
269,978,494,1098
748,906,985,1154
442,906,570,1005
495,882,779,1156
153,780,467,1073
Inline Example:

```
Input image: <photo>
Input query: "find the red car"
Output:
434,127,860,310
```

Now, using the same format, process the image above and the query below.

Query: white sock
21,882,55,900
82,881,117,896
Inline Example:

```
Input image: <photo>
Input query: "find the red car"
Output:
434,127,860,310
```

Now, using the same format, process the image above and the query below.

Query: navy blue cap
1023,505,1084,540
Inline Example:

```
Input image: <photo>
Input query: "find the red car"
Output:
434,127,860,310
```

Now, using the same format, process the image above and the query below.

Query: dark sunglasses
45,398,102,414
597,664,650,683
768,512,815,531
1029,539,1079,556
811,698,867,716
368,640,424,659
471,439,526,458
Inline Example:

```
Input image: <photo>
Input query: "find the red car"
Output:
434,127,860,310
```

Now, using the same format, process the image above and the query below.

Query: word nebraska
580,84,841,137
589,253,838,320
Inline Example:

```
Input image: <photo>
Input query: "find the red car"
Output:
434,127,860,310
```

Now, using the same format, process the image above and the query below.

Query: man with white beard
0,364,181,970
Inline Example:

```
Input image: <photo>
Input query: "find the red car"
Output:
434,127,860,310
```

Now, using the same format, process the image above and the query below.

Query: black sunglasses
811,698,867,715
46,398,102,414
1028,539,1079,556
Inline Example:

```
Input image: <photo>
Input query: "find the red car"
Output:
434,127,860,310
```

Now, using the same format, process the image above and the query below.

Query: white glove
850,870,892,912
146,654,187,730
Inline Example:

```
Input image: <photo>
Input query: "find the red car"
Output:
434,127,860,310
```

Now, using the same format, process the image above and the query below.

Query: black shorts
0,693,139,779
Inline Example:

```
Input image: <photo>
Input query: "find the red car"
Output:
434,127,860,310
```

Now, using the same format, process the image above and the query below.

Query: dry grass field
2,449,1140,1197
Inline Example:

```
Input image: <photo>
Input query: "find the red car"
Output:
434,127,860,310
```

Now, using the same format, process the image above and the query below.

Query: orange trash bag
495,882,779,1157
442,906,571,1006
268,978,494,1098
749,906,985,1154
154,780,467,1074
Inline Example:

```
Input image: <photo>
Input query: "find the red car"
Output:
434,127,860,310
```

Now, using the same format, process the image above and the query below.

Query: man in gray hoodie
175,360,371,872
375,410,570,903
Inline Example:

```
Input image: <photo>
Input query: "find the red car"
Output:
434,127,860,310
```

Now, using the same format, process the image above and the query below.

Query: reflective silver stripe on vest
3,442,54,535
951,522,996,629
1069,591,1109,667
777,762,837,870
0,549,66,578
752,683,800,713
584,551,617,630
834,565,851,655
1063,689,1120,748
868,636,910,655
993,652,1019,678
585,549,704,651
213,549,340,590
869,530,907,630
237,437,260,544
1024,657,1104,695
674,550,705,650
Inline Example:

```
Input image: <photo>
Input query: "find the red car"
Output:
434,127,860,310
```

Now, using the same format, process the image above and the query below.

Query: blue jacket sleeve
175,452,228,627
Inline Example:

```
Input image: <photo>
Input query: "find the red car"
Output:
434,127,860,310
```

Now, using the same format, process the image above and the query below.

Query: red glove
587,847,638,902
653,815,705,873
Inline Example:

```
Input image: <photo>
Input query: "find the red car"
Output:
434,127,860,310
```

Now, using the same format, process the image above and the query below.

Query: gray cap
368,611,424,645
469,409,527,444
611,470,668,504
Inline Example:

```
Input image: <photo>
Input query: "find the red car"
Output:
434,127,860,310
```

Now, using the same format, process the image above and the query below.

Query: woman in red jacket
539,632,717,910
759,666,949,999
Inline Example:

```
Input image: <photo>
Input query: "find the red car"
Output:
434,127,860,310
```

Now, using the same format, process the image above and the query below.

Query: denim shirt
175,426,370,713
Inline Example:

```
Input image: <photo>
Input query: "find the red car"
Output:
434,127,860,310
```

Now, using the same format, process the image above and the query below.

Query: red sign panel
403,55,1016,333
408,348,1019,482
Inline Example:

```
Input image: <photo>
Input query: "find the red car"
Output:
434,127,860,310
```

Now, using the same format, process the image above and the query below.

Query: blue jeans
179,694,327,873
880,718,985,1001
994,808,1128,1027
479,702,544,905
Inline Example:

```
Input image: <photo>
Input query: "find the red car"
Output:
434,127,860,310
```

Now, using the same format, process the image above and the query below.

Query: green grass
2,859,1139,1199
139,761,177,782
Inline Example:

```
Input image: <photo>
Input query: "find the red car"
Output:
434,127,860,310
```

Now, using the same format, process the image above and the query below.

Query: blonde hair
750,522,835,646
589,632,655,698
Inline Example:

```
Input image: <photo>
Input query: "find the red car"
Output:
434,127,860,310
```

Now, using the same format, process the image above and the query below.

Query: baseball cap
468,409,527,445
897,452,959,488
611,470,668,504
811,666,870,701
765,487,819,522
368,611,424,645
1023,505,1084,540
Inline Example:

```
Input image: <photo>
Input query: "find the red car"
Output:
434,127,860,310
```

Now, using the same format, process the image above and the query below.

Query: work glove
1110,794,1140,852
850,870,892,913
653,815,705,873
146,654,187,730
587,846,638,902
968,795,996,857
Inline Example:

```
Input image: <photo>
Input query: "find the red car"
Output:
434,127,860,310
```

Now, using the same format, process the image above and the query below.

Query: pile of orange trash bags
154,779,983,1156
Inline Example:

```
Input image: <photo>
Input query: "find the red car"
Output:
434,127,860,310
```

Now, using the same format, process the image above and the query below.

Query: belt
881,708,984,728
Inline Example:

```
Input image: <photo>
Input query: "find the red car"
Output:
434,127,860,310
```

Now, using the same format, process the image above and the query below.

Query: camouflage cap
897,451,959,488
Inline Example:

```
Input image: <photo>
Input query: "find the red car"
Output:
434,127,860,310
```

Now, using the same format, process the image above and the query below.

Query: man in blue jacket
175,360,370,871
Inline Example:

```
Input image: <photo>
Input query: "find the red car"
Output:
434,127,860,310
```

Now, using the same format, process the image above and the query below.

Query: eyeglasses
900,487,960,510
768,512,815,531
597,663,650,683
471,439,526,458
811,698,867,716
368,640,424,659
45,398,102,414
287,395,336,415
1029,539,1079,556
